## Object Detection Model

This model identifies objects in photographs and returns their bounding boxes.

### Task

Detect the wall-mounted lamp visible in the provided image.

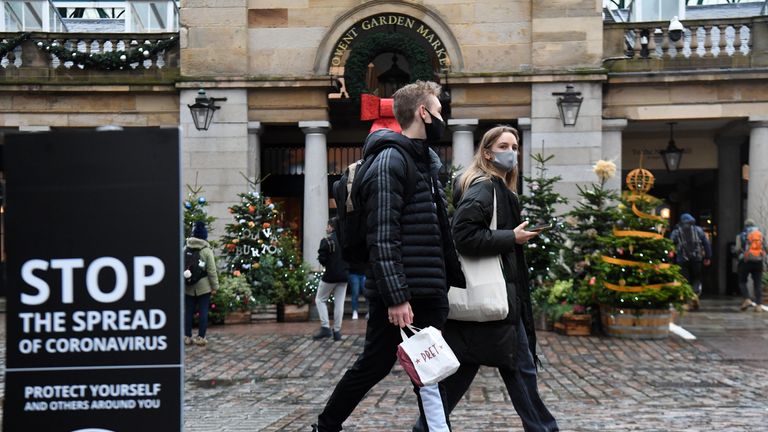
[187,89,227,131]
[552,84,583,127]
[668,16,684,42]
[659,122,683,172]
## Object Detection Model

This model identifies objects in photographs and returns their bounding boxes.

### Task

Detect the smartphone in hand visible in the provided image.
[528,223,552,232]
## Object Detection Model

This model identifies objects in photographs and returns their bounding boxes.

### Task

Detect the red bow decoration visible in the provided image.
[360,94,401,133]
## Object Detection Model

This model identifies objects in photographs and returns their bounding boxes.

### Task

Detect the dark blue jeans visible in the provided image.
[347,273,366,312]
[738,261,764,305]
[185,293,211,338]
[415,319,558,432]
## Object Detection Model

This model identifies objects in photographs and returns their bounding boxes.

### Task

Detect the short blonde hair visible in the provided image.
[458,125,520,196]
[392,80,441,130]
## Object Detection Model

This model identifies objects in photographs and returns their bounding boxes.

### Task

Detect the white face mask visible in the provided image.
[491,150,518,172]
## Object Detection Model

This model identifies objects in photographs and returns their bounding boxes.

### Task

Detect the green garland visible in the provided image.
[0,32,30,59]
[34,37,177,71]
[343,32,434,98]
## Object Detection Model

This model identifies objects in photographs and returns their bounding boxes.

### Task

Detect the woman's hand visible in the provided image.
[514,221,539,244]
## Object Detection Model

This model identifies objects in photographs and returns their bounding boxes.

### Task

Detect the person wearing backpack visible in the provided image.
[184,221,219,346]
[735,219,768,312]
[669,213,712,310]
[312,81,464,432]
[312,218,348,341]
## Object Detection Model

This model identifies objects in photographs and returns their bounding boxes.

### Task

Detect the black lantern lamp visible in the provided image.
[377,54,410,98]
[552,84,583,127]
[660,122,683,172]
[187,89,227,131]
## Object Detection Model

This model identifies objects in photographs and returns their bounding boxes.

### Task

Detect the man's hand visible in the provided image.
[388,302,413,328]
[703,259,711,267]
[514,221,539,245]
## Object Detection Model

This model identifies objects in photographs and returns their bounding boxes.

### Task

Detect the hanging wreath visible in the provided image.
[34,37,177,71]
[343,32,435,98]
[0,32,30,59]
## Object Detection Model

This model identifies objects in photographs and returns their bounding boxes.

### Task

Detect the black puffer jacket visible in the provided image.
[318,232,348,283]
[359,129,463,306]
[445,175,538,369]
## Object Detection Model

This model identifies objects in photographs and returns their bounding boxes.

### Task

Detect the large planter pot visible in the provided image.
[251,304,277,323]
[600,305,671,339]
[533,311,554,331]
[224,310,251,325]
[277,304,310,322]
[555,312,591,336]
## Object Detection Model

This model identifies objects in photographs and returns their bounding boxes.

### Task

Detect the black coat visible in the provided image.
[444,176,538,369]
[318,232,348,283]
[358,129,464,307]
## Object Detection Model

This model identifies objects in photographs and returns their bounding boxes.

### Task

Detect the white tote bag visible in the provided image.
[396,325,460,387]
[447,189,509,322]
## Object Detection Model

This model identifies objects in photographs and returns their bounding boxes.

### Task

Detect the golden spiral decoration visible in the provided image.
[626,168,655,193]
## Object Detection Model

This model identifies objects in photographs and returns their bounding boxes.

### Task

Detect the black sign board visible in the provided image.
[3,129,182,431]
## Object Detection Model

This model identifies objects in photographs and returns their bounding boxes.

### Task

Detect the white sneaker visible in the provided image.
[352,311,359,320]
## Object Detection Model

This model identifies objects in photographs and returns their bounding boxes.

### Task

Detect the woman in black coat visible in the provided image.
[416,125,558,431]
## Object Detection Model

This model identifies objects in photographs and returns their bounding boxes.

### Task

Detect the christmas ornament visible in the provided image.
[198,196,206,204]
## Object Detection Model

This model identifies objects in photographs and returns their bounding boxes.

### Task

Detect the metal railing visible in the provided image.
[2,1,68,32]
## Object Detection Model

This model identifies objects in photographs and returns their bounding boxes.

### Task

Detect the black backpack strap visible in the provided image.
[351,142,421,207]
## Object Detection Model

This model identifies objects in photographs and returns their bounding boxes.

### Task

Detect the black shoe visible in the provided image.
[333,330,342,341]
[311,424,318,432]
[312,327,332,340]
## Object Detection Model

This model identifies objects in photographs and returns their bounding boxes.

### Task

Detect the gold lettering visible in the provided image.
[362,20,371,30]
[378,16,387,26]
[431,40,441,50]
[388,15,398,25]
[397,16,405,26]
[416,24,430,37]
[406,18,415,28]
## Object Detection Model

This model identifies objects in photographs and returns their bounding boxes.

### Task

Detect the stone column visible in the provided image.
[601,119,627,192]
[518,118,532,195]
[447,119,478,173]
[715,135,744,296]
[247,121,262,193]
[748,117,768,231]
[300,121,331,271]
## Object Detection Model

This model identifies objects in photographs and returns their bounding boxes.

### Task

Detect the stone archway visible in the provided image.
[313,1,464,76]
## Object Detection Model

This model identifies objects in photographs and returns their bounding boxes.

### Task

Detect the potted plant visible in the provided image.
[547,280,593,336]
[210,274,255,324]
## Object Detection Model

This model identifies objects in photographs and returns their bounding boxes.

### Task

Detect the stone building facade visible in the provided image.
[1,0,767,295]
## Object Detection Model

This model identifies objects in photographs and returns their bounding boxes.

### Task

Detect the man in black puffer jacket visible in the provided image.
[313,81,464,432]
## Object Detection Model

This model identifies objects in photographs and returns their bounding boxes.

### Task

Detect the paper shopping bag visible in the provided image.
[396,325,460,387]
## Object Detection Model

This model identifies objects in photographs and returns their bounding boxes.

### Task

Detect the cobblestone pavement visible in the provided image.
[1,298,767,431]
[180,298,768,432]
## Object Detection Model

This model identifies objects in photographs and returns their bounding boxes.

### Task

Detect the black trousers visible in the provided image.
[738,261,764,305]
[679,260,703,295]
[317,296,450,432]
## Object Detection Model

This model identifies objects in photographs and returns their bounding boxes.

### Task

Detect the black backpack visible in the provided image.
[332,141,419,268]
[183,247,208,285]
[677,225,703,262]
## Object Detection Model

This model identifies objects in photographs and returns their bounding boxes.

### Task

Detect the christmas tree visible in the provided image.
[592,168,693,311]
[520,153,569,287]
[564,160,621,291]
[221,191,310,306]
[183,183,216,240]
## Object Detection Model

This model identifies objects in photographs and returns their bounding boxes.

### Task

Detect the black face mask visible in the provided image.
[422,108,446,143]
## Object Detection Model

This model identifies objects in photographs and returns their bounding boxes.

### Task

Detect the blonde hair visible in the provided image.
[458,125,520,196]
[392,80,442,129]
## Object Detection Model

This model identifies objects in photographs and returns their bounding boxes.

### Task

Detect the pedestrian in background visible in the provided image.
[184,221,219,346]
[414,125,558,432]
[313,80,464,432]
[347,264,366,320]
[670,213,712,310]
[735,219,767,312]
[313,218,348,341]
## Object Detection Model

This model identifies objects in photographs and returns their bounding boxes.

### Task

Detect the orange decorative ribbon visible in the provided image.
[601,255,672,269]
[604,280,681,293]
[631,202,665,221]
[612,227,664,239]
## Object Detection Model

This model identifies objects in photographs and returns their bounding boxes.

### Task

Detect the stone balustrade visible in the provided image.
[604,16,768,72]
[0,32,179,83]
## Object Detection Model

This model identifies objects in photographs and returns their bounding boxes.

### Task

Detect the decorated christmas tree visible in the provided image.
[221,191,310,306]
[564,160,621,288]
[521,153,570,287]
[592,167,693,312]
[183,183,216,240]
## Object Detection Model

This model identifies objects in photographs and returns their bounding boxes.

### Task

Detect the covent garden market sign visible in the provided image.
[331,13,450,68]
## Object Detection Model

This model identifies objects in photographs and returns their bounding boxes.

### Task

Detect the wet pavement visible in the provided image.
[2,297,767,431]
